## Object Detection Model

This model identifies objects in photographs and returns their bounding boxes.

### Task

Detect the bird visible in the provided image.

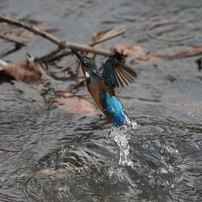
[70,48,137,127]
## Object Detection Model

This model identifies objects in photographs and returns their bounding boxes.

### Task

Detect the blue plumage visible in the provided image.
[101,92,131,127]
[70,48,136,127]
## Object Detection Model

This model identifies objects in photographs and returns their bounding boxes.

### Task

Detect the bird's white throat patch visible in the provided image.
[85,72,90,78]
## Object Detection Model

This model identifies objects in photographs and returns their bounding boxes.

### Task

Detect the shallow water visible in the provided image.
[1,0,202,201]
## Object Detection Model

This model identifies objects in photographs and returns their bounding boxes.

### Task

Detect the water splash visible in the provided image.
[109,119,138,166]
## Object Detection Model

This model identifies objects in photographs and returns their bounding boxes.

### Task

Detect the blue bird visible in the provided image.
[71,48,136,127]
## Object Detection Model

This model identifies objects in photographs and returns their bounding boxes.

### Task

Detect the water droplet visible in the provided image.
[160,167,168,174]
[142,143,149,148]
[110,126,133,167]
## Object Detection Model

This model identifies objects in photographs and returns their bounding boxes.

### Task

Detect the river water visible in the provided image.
[1,0,202,201]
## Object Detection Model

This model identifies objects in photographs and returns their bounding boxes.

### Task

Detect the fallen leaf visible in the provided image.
[88,29,110,46]
[111,43,144,59]
[0,61,42,84]
[167,74,177,82]
[54,91,97,116]
[137,46,202,62]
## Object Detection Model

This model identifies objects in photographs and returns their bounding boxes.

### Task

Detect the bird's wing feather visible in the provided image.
[90,71,115,97]
[102,58,136,88]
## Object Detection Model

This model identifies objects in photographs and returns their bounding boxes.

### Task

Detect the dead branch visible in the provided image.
[42,50,72,63]
[88,28,125,46]
[0,45,21,58]
[0,14,112,56]
[35,28,125,63]
[57,58,78,73]
[34,46,63,62]
[0,34,25,46]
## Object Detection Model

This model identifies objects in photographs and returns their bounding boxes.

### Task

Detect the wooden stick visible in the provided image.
[40,50,72,63]
[0,45,21,58]
[57,29,125,73]
[0,14,112,56]
[34,46,63,62]
[41,28,125,63]
[57,58,78,73]
[0,34,25,46]
[88,29,125,46]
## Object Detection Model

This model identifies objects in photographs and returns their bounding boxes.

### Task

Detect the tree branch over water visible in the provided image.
[0,14,112,57]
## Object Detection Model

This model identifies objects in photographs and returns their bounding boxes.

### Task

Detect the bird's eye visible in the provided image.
[82,61,87,66]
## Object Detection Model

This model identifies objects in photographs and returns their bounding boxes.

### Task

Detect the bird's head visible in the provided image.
[70,48,98,80]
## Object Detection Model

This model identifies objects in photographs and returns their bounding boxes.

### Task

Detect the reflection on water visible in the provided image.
[1,0,202,201]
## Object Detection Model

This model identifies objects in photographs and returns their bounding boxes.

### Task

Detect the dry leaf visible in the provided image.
[111,43,144,58]
[54,91,97,116]
[88,29,110,46]
[137,46,202,62]
[0,61,42,84]
[167,74,177,82]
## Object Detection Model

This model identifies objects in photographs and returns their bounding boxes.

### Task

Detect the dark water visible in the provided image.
[1,0,202,201]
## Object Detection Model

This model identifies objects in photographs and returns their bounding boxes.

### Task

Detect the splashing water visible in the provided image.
[109,119,138,166]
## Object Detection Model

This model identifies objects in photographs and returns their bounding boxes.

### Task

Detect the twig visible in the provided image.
[26,53,63,84]
[57,58,78,73]
[0,45,21,58]
[0,59,8,66]
[41,28,125,63]
[42,50,72,63]
[88,29,125,46]
[0,14,112,56]
[0,34,25,46]
[34,46,63,62]
[57,29,125,74]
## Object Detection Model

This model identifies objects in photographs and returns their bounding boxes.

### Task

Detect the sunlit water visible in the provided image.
[1,0,202,201]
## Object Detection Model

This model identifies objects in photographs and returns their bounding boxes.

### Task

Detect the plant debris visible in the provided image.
[0,60,42,84]
[54,91,97,116]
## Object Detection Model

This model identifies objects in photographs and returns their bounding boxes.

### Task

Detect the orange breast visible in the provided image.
[87,84,111,122]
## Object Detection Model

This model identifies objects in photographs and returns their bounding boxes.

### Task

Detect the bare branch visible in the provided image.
[57,58,78,73]
[34,46,64,62]
[0,34,25,46]
[0,14,112,56]
[42,28,125,63]
[88,28,125,46]
[42,50,72,63]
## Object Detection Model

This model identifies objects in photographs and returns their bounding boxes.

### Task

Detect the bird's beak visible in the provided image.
[70,47,88,76]
[70,47,82,61]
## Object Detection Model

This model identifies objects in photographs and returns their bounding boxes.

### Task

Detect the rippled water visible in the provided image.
[1,0,202,201]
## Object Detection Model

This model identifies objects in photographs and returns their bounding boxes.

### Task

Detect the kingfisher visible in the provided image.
[70,48,136,127]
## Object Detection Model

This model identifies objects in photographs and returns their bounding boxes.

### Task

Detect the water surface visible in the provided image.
[1,0,202,201]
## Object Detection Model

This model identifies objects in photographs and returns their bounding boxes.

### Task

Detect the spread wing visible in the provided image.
[102,58,137,88]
